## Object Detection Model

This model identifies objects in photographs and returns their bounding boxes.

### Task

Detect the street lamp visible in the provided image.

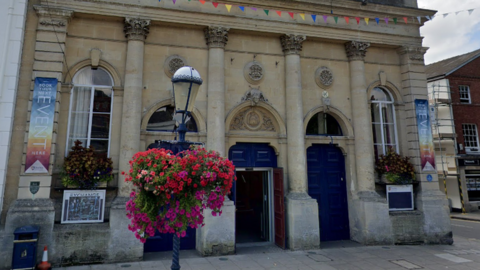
[171,66,203,142]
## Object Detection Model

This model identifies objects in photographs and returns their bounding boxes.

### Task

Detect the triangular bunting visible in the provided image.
[172,0,176,4]
[425,16,431,21]
[300,13,305,20]
[225,4,232,12]
[417,16,421,23]
[455,11,461,15]
[393,18,397,24]
[199,0,205,4]
[323,15,328,23]
[264,10,269,15]
[288,12,294,19]
[403,17,408,23]
[443,13,448,18]
[251,7,257,11]
[334,16,338,23]
[469,9,475,15]
[239,6,244,11]
[365,18,369,25]
[212,2,218,8]
[276,11,282,17]
[345,17,350,24]
[311,14,317,22]
[355,17,360,24]
[375,18,379,24]
[385,17,389,24]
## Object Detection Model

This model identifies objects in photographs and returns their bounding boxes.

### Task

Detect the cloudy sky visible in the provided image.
[418,0,480,64]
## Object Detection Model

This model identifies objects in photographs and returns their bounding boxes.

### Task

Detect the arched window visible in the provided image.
[66,67,114,155]
[306,112,343,136]
[147,105,198,132]
[370,87,398,159]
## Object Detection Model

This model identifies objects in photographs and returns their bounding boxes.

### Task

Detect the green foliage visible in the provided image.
[61,140,113,189]
[375,147,415,184]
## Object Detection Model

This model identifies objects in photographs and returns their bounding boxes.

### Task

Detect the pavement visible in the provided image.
[51,213,480,270]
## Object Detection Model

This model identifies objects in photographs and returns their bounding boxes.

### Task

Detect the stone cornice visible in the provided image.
[397,46,428,62]
[34,5,74,26]
[204,26,229,48]
[345,41,370,61]
[124,18,150,41]
[280,34,306,55]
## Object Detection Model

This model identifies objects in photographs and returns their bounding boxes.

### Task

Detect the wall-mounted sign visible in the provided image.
[459,159,480,166]
[61,190,106,224]
[415,99,436,172]
[427,174,433,182]
[25,78,57,174]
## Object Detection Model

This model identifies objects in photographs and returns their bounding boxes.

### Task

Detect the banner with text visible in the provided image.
[415,99,436,172]
[25,77,57,174]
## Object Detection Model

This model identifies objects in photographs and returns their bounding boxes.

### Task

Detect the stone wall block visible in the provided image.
[285,194,320,250]
[35,42,65,53]
[36,31,66,43]
[33,61,64,72]
[34,51,64,62]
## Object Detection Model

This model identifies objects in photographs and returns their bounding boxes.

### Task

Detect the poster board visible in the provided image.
[61,190,106,224]
[387,185,414,211]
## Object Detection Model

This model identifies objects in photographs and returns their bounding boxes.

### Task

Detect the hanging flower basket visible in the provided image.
[123,146,236,243]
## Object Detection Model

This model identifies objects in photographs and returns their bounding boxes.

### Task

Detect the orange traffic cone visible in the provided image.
[36,246,51,270]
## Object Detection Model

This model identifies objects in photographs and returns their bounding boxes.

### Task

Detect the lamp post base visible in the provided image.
[171,234,181,270]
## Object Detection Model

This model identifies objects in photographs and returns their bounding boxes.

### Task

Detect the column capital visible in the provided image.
[124,18,150,41]
[204,26,229,48]
[397,46,428,63]
[34,5,74,28]
[280,34,306,55]
[345,41,370,61]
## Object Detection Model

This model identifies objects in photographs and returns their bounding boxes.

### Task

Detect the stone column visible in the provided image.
[196,26,235,256]
[280,34,320,250]
[108,18,150,263]
[205,26,228,156]
[118,18,150,196]
[397,46,452,244]
[345,41,392,245]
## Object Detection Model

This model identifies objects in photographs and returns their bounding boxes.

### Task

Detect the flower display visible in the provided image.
[375,147,415,184]
[124,146,236,243]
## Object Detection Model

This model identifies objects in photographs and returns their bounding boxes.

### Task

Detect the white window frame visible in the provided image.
[459,85,471,104]
[462,124,480,154]
[371,88,399,156]
[65,68,114,156]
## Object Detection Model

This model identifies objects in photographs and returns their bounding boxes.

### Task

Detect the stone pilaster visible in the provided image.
[345,41,393,245]
[281,34,320,250]
[118,18,150,196]
[196,26,235,256]
[397,46,452,244]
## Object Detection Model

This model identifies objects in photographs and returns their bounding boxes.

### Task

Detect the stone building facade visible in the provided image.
[0,0,452,267]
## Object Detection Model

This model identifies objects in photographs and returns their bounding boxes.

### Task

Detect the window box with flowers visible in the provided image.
[375,148,417,211]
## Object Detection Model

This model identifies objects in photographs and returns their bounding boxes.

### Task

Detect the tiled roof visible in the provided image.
[426,49,480,80]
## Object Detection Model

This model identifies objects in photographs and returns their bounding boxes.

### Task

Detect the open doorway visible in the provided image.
[235,170,272,244]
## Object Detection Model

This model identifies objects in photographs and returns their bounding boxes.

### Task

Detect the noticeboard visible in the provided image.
[61,190,106,224]
[387,185,414,211]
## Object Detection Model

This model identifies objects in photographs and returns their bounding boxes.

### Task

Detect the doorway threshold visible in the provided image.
[236,242,273,248]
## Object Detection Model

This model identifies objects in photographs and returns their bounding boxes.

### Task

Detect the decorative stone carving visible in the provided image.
[204,26,229,48]
[315,67,334,89]
[90,48,102,68]
[124,18,150,41]
[34,6,73,28]
[280,34,306,55]
[243,61,265,85]
[379,71,387,86]
[39,20,66,27]
[230,108,276,132]
[163,55,187,78]
[241,88,268,105]
[345,41,371,61]
[397,46,428,62]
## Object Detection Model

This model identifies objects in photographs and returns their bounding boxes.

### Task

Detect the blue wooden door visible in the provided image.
[307,144,349,241]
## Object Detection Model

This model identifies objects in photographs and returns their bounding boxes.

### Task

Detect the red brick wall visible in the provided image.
[448,57,480,154]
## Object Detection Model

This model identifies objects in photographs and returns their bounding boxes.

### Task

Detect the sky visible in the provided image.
[418,0,480,64]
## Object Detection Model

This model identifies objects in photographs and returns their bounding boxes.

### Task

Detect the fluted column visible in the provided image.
[345,41,375,192]
[280,34,319,250]
[205,26,228,156]
[118,18,150,196]
[281,34,308,194]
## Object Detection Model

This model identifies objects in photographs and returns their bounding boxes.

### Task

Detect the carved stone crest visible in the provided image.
[345,41,371,61]
[280,34,306,55]
[243,61,265,85]
[230,108,276,132]
[315,67,334,89]
[124,18,150,41]
[241,88,268,105]
[204,26,229,48]
[164,55,187,78]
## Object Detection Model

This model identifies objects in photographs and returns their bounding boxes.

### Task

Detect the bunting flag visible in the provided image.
[385,17,389,24]
[173,0,176,4]
[199,0,205,4]
[251,7,257,11]
[288,12,294,19]
[443,13,449,18]
[334,16,338,24]
[393,18,397,24]
[365,17,369,25]
[417,16,421,23]
[212,2,218,8]
[323,15,328,23]
[264,9,269,15]
[311,14,317,22]
[403,17,408,23]
[239,6,244,11]
[375,17,379,24]
[469,9,474,15]
[276,11,282,17]
[345,16,350,24]
[225,4,231,12]
[300,13,305,20]
[355,17,360,25]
